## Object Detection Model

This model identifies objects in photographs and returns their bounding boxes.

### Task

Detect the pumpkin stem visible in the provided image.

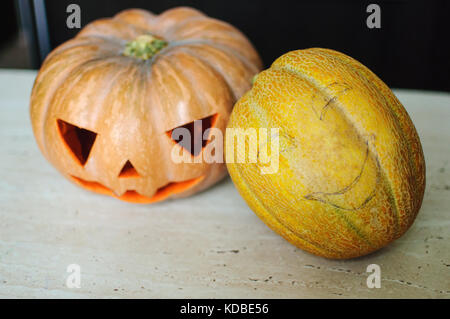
[123,35,168,60]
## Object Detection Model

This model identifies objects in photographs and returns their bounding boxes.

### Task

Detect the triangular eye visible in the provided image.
[57,119,97,166]
[119,160,140,178]
[166,113,218,156]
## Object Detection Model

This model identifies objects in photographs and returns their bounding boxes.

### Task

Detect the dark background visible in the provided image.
[1,0,449,91]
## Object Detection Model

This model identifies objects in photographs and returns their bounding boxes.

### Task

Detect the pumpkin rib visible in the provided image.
[155,7,206,30]
[34,39,120,99]
[143,59,182,180]
[43,56,133,159]
[32,52,123,158]
[148,54,206,132]
[91,63,154,186]
[65,62,161,194]
[112,8,157,30]
[180,44,258,100]
[169,16,248,43]
[167,17,261,68]
[165,17,213,39]
[271,63,401,237]
[180,53,234,110]
[203,41,262,72]
[76,34,127,48]
[167,16,234,39]
[176,46,238,101]
[209,39,262,71]
[31,56,87,153]
[167,39,261,73]
[159,49,233,119]
[42,37,121,68]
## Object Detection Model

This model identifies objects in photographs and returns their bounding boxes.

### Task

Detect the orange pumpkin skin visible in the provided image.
[30,7,262,203]
[226,48,425,259]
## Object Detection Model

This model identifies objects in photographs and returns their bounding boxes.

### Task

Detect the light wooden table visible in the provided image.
[0,70,449,298]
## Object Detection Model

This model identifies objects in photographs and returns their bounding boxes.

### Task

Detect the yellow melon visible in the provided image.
[226,48,425,259]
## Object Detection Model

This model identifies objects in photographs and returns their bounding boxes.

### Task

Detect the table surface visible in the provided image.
[0,69,449,299]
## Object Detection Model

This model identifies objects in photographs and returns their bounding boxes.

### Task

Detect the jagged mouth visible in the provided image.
[70,175,204,203]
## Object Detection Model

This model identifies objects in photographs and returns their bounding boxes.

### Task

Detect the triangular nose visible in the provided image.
[118,160,140,178]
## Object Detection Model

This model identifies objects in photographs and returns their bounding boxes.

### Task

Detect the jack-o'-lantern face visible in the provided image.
[55,113,221,203]
[30,7,262,203]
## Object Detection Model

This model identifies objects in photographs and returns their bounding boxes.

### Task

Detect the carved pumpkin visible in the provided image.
[226,48,425,259]
[30,7,262,203]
